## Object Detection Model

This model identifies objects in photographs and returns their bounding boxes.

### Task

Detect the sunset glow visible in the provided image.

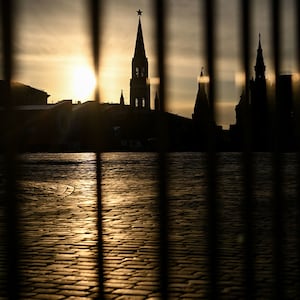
[13,0,298,127]
[71,64,96,101]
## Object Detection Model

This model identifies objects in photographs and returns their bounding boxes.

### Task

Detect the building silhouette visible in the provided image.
[130,10,150,110]
[192,68,210,128]
[250,34,270,148]
[191,68,223,150]
[120,90,125,106]
[231,35,270,150]
[0,81,49,106]
[230,34,297,151]
[2,10,299,152]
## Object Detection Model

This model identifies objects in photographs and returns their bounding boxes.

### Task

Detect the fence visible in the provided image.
[1,0,300,299]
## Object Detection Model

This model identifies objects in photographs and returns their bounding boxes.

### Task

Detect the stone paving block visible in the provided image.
[31,282,58,289]
[59,284,90,291]
[64,297,92,300]
[20,292,38,298]
[77,279,99,286]
[112,288,150,296]
[136,281,160,287]
[104,262,123,269]
[102,293,119,299]
[52,279,78,286]
[33,288,59,294]
[57,289,89,297]
[105,281,134,289]
[89,286,100,293]
[188,279,208,286]
[180,292,206,299]
[31,294,65,300]
[133,284,158,292]
[115,296,145,300]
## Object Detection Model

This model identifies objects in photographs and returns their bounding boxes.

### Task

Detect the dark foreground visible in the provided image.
[0,152,299,299]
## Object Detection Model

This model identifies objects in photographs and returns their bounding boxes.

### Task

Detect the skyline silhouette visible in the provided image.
[1,3,299,299]
[0,11,298,152]
[4,1,297,128]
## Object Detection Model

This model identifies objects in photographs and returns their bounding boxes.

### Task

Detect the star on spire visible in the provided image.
[137,9,143,16]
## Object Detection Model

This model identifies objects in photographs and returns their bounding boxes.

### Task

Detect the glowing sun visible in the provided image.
[71,65,96,101]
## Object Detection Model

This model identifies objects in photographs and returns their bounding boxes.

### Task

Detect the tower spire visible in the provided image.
[130,10,150,110]
[193,68,209,121]
[255,33,266,80]
[134,10,146,58]
[120,90,124,106]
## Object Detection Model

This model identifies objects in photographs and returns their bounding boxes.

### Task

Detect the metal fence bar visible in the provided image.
[295,1,300,299]
[1,0,21,298]
[203,0,219,298]
[240,1,255,299]
[88,1,105,298]
[1,1,298,298]
[270,0,285,299]
[154,1,169,299]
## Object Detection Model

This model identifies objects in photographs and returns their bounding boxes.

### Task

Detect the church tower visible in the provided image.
[192,68,210,125]
[254,34,266,81]
[251,34,267,104]
[192,68,216,150]
[130,9,150,110]
[250,34,269,148]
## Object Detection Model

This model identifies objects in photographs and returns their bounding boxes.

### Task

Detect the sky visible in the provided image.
[1,0,298,128]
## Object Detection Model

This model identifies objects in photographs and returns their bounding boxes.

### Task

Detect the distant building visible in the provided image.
[192,68,211,128]
[0,98,72,151]
[130,10,150,110]
[250,34,270,147]
[230,35,296,150]
[0,80,49,106]
[120,90,125,106]
[231,35,270,149]
[277,74,296,149]
[192,68,221,149]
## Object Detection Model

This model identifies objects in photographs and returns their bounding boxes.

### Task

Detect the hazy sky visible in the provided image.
[3,0,298,128]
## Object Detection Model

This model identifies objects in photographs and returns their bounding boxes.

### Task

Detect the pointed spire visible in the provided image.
[255,33,266,80]
[130,10,150,110]
[134,11,146,58]
[120,90,124,105]
[193,69,209,121]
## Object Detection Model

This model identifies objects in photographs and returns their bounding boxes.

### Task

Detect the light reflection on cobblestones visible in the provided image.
[0,152,299,299]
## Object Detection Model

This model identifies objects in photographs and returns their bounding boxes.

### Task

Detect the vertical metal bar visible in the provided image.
[203,0,218,299]
[154,1,169,299]
[271,0,285,299]
[1,0,20,298]
[240,1,255,298]
[295,1,300,299]
[88,1,105,298]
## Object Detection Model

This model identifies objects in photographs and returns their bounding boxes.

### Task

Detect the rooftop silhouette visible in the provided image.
[0,13,298,152]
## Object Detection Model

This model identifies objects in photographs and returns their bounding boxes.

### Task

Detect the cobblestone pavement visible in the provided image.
[0,153,299,299]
